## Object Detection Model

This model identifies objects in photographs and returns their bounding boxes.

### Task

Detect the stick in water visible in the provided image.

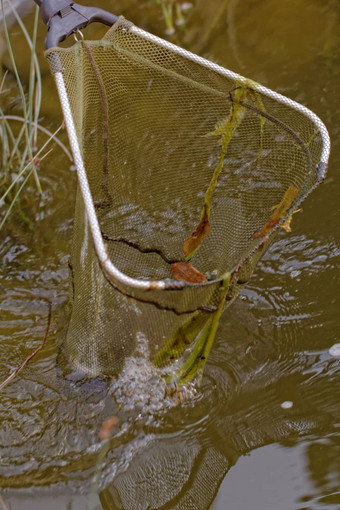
[0,292,52,391]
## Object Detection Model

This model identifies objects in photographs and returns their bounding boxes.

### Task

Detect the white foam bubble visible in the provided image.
[281,401,293,409]
[329,343,340,357]
[110,333,192,423]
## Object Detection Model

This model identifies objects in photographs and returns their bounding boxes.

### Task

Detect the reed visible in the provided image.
[0,1,71,230]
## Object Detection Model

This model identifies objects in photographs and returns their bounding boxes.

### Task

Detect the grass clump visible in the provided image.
[0,1,71,230]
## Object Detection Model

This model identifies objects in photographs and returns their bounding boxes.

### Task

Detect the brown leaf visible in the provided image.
[252,186,300,239]
[183,207,210,259]
[99,416,119,440]
[280,208,302,232]
[171,262,208,284]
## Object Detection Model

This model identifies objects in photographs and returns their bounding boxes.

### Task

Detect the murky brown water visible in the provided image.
[0,1,339,509]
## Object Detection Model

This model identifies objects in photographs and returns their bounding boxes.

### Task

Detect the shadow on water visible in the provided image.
[0,0,340,509]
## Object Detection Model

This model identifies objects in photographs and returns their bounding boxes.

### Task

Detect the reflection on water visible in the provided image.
[212,437,340,510]
[0,273,339,508]
[0,0,340,508]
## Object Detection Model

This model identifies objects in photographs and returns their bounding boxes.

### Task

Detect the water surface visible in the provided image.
[0,0,339,508]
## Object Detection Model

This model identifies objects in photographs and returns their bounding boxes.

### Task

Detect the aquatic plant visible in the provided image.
[183,80,266,261]
[156,0,192,35]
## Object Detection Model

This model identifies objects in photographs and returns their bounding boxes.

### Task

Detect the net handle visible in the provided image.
[33,0,118,49]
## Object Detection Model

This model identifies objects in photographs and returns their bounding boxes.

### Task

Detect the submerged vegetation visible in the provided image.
[154,271,234,384]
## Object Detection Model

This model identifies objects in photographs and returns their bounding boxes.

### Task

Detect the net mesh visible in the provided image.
[46,17,328,379]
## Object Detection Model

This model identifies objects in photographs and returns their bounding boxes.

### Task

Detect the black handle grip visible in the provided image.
[35,0,118,49]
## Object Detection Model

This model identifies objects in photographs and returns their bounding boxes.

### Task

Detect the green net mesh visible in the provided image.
[46,17,328,381]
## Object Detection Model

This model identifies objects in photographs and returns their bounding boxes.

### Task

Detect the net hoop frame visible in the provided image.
[51,23,331,292]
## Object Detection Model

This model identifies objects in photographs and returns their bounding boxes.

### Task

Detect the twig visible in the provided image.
[0,292,52,391]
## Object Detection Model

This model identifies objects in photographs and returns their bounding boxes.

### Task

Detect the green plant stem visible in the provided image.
[168,272,231,385]
[204,85,248,219]
[175,1,185,26]
[158,0,174,34]
[28,7,40,149]
[0,1,41,192]
[3,116,72,160]
[0,110,23,163]
[0,167,34,229]
[11,4,43,162]
[153,311,210,367]
[0,122,10,167]
[0,124,63,225]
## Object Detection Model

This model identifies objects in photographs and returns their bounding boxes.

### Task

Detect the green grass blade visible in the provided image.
[0,125,63,215]
[0,167,34,230]
[1,0,41,192]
